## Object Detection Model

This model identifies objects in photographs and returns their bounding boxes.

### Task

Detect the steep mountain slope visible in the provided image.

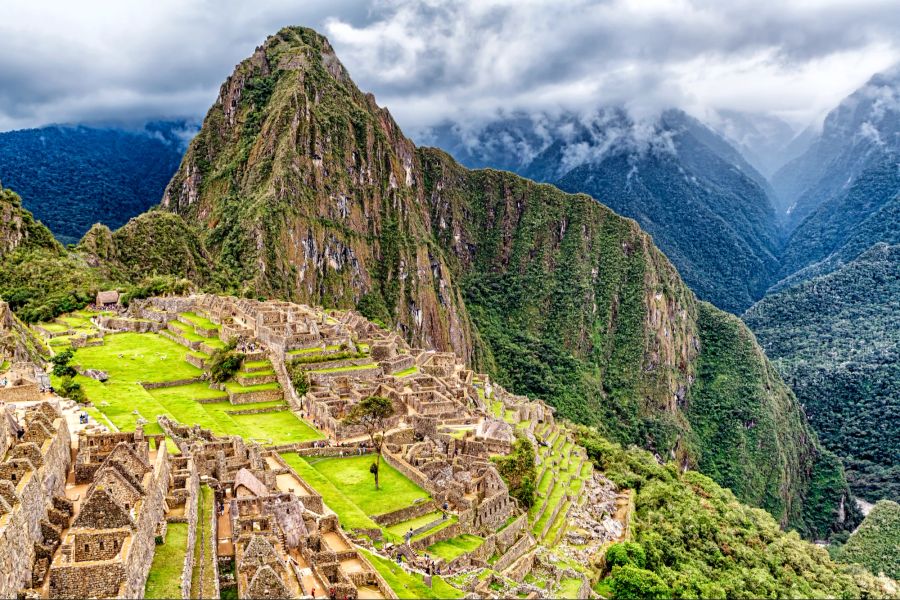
[778,153,900,281]
[0,183,209,322]
[772,66,900,231]
[160,26,853,537]
[428,109,782,314]
[0,183,61,259]
[0,123,189,244]
[578,429,895,598]
[834,500,900,580]
[744,244,900,503]
[709,109,807,180]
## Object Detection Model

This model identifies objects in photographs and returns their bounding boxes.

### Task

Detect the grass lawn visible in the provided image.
[179,312,219,330]
[145,522,188,599]
[303,455,430,516]
[243,359,271,370]
[72,332,201,383]
[359,548,463,599]
[393,366,418,377]
[280,453,382,534]
[59,332,320,444]
[308,363,378,374]
[558,577,583,598]
[385,511,445,537]
[224,381,280,393]
[191,486,216,599]
[426,534,484,562]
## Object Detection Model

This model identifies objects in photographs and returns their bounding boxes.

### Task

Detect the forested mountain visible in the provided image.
[834,500,900,580]
[0,122,190,244]
[158,26,852,537]
[744,244,900,502]
[771,66,900,231]
[427,108,782,314]
[777,153,900,282]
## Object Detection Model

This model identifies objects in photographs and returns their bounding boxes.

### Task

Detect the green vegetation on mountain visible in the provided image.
[577,428,892,598]
[779,154,900,281]
[745,244,900,502]
[154,26,852,537]
[0,123,187,245]
[0,183,213,322]
[834,500,900,579]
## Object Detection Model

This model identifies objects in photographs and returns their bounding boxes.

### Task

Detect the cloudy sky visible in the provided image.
[1,0,899,135]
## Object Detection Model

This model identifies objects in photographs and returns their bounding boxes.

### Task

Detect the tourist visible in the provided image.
[310,586,315,598]
[16,426,24,440]
[405,528,413,544]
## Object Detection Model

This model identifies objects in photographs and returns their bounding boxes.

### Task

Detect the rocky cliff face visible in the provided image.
[160,26,852,537]
[0,185,61,260]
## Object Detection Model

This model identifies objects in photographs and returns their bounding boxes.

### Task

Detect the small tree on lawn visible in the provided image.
[343,395,395,490]
[50,348,77,378]
[208,338,245,383]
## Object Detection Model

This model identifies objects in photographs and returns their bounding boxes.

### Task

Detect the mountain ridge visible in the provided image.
[157,25,852,537]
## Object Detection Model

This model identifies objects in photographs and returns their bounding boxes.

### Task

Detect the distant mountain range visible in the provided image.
[0,121,194,244]
[1,30,898,510]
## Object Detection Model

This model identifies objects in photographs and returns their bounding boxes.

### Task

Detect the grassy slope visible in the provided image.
[145,522,189,599]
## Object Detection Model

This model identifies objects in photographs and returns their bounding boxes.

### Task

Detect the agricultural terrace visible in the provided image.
[41,313,324,444]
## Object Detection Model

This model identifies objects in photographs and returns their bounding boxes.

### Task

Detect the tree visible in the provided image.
[59,375,85,403]
[609,565,669,600]
[492,436,537,508]
[208,338,244,383]
[605,542,646,572]
[343,395,395,490]
[50,348,77,377]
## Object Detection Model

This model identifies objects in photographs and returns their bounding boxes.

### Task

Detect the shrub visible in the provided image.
[58,375,86,403]
[610,565,669,600]
[605,542,646,571]
[492,436,537,509]
[50,349,77,378]
[208,339,245,383]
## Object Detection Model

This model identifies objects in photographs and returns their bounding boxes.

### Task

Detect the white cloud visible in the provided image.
[0,0,899,132]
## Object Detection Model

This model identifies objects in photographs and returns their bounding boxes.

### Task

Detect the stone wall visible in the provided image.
[372,500,437,527]
[48,562,126,598]
[493,532,535,572]
[0,413,71,598]
[411,522,461,551]
[0,382,41,403]
[179,460,200,599]
[140,377,203,390]
[122,446,171,599]
[227,388,283,404]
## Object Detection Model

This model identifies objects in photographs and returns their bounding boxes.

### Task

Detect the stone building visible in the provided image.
[0,401,71,598]
[46,431,169,599]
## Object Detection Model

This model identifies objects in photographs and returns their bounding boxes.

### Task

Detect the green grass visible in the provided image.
[303,455,430,516]
[308,363,378,374]
[243,359,271,370]
[385,511,445,537]
[145,522,188,599]
[280,453,383,534]
[179,312,219,330]
[224,381,280,393]
[491,400,503,418]
[37,321,69,333]
[394,366,419,377]
[359,548,463,599]
[287,344,342,356]
[426,534,483,562]
[557,577,583,598]
[191,486,216,599]
[72,332,201,382]
[53,331,319,444]
[412,515,457,542]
